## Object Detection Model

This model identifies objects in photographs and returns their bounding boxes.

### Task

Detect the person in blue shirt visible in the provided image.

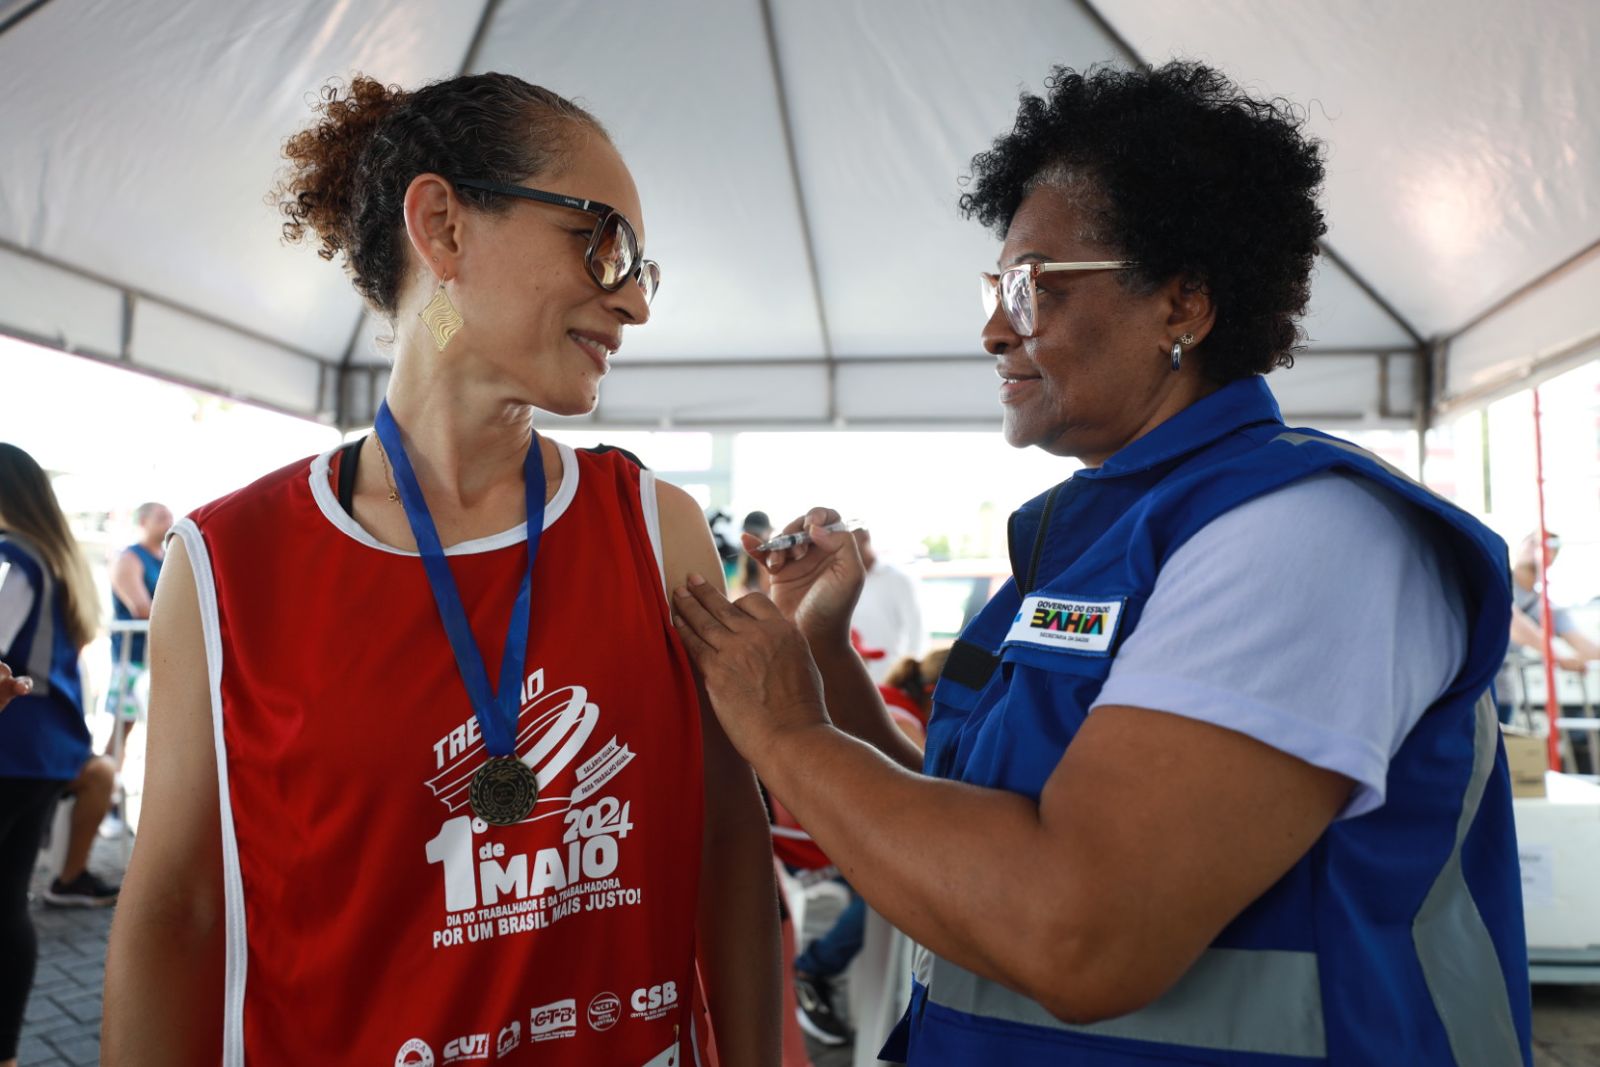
[104,500,170,769]
[673,62,1530,1065]
[0,443,105,1067]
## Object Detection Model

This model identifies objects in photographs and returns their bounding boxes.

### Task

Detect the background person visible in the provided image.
[876,648,947,737]
[789,648,945,1048]
[0,442,100,1067]
[105,73,778,1066]
[41,754,121,907]
[104,501,171,766]
[848,529,922,685]
[0,662,30,711]
[710,507,742,587]
[674,62,1529,1064]
[1508,530,1599,671]
[741,510,775,594]
[1506,530,1600,765]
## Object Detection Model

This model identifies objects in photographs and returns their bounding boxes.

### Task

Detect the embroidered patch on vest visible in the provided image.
[1005,595,1123,655]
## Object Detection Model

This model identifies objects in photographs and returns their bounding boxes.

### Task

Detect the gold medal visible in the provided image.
[470,756,539,825]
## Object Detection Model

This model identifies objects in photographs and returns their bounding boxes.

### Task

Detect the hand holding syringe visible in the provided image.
[753,520,861,555]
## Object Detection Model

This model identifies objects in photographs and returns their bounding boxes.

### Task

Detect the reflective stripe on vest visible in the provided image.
[921,947,1326,1058]
[1273,431,1422,488]
[917,690,1521,1062]
[1276,431,1526,1063]
[1412,691,1524,1066]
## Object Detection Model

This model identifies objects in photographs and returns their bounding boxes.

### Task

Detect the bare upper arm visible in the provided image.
[111,549,154,617]
[104,532,225,1060]
[122,534,223,909]
[652,478,767,797]
[1034,705,1352,1019]
[654,478,725,598]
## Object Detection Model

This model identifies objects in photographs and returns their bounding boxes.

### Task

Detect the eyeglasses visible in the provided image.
[455,179,660,305]
[979,261,1133,337]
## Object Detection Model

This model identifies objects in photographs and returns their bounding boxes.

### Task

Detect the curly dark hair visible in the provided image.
[959,62,1327,381]
[274,73,607,314]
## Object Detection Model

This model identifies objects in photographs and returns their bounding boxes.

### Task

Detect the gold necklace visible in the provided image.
[372,435,399,502]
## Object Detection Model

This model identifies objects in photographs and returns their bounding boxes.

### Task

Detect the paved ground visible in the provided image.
[18,837,119,1067]
[14,839,1600,1065]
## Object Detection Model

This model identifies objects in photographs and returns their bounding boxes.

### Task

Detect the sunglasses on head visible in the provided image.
[979,260,1134,337]
[455,179,660,305]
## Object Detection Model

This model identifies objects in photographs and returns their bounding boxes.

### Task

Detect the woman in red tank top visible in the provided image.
[105,74,780,1066]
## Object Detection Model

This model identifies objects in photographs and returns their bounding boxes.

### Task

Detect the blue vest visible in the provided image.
[0,533,91,780]
[111,542,162,665]
[885,377,1531,1065]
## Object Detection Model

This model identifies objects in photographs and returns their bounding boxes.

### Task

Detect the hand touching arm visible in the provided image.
[657,481,781,1065]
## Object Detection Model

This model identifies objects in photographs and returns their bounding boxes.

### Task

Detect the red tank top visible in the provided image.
[182,441,705,1067]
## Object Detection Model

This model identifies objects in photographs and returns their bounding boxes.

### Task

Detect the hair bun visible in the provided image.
[272,71,605,314]
[276,75,408,264]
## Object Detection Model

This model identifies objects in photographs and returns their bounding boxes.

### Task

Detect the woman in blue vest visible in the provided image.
[672,62,1530,1065]
[0,443,100,1067]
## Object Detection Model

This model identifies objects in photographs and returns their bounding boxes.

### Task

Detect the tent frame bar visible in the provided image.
[1430,236,1600,417]
[1433,325,1600,419]
[1,323,324,424]
[0,236,333,369]
[1441,235,1600,345]
[568,346,1408,372]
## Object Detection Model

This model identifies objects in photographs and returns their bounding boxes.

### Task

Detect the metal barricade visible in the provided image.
[102,617,150,864]
[1504,649,1600,779]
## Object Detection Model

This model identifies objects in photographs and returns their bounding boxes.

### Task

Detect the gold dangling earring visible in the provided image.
[419,283,464,352]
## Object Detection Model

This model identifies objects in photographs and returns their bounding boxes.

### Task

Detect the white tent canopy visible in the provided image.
[3,0,1597,432]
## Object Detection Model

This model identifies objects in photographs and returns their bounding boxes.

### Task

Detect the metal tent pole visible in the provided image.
[1531,385,1562,771]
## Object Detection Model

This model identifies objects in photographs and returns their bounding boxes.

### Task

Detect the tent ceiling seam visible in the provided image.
[757,0,837,420]
[1074,0,1145,67]
[0,0,52,39]
[1440,233,1600,346]
[457,0,501,78]
[1078,0,1428,355]
[1314,241,1426,350]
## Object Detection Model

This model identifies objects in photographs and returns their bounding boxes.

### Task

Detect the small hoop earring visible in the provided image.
[1170,333,1196,373]
[419,283,464,352]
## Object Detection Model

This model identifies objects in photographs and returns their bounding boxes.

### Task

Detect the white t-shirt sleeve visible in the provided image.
[1090,472,1468,819]
[889,566,924,659]
[855,563,926,682]
[0,558,38,655]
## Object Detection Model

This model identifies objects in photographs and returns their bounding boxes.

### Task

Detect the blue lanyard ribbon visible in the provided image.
[373,400,545,758]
